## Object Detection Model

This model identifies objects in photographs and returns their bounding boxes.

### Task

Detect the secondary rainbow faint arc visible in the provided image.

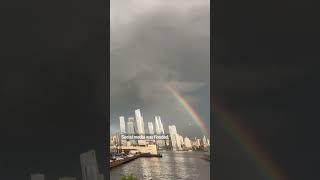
[166,84,287,180]
[213,97,287,180]
[166,85,209,135]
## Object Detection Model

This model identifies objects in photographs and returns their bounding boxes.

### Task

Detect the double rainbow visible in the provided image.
[166,84,287,180]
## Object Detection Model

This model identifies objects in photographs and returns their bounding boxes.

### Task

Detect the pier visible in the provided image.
[110,153,162,168]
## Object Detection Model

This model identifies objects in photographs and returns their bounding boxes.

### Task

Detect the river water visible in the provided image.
[110,151,210,180]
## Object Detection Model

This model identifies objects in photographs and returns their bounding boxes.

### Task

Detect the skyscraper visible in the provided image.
[80,150,104,180]
[127,117,135,134]
[179,134,184,147]
[184,136,192,149]
[168,125,181,151]
[119,116,127,146]
[176,133,182,150]
[203,135,208,147]
[154,116,164,134]
[196,139,201,148]
[30,174,45,180]
[148,122,154,134]
[135,109,145,134]
[135,109,146,145]
[127,117,137,145]
[119,116,126,134]
[155,116,165,147]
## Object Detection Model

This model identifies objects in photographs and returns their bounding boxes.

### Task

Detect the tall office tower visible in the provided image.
[80,150,102,180]
[154,116,164,134]
[135,109,146,145]
[184,137,192,149]
[155,116,165,147]
[119,116,126,134]
[58,177,76,180]
[148,122,154,134]
[176,133,182,150]
[168,125,181,151]
[119,116,127,146]
[196,139,201,148]
[135,109,145,134]
[179,134,184,146]
[30,174,45,180]
[203,135,208,147]
[127,117,137,145]
[127,117,135,134]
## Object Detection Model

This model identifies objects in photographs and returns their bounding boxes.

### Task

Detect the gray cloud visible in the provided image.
[110,0,210,138]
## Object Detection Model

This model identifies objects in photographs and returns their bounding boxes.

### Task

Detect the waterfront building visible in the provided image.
[135,109,146,145]
[179,134,184,147]
[119,116,127,146]
[119,116,126,134]
[196,139,201,148]
[155,116,164,134]
[148,122,154,134]
[127,117,135,134]
[203,135,208,147]
[184,137,192,149]
[168,125,182,151]
[127,117,137,145]
[176,133,182,150]
[169,125,177,151]
[155,116,165,147]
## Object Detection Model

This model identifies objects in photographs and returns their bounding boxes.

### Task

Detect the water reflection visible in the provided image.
[110,151,210,180]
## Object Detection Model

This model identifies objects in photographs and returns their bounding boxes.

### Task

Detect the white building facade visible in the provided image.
[135,109,146,145]
[119,116,126,134]
[168,125,182,151]
[148,122,154,134]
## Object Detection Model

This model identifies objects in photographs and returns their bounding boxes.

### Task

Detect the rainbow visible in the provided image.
[213,97,287,180]
[166,84,287,179]
[166,85,209,136]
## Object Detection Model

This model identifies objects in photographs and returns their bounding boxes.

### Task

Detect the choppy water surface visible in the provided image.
[110,151,210,180]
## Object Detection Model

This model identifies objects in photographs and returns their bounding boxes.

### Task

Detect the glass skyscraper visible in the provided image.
[135,109,146,145]
[148,122,154,134]
[119,116,126,134]
[155,116,164,134]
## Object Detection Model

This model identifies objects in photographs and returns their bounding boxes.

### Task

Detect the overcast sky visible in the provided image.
[110,0,210,138]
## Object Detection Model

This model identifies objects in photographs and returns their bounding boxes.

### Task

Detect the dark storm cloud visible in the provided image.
[110,0,210,137]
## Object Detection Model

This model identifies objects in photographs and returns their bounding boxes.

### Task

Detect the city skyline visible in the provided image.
[111,111,210,153]
[112,108,209,143]
[111,106,210,138]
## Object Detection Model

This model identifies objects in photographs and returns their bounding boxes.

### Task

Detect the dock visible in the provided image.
[110,153,162,168]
